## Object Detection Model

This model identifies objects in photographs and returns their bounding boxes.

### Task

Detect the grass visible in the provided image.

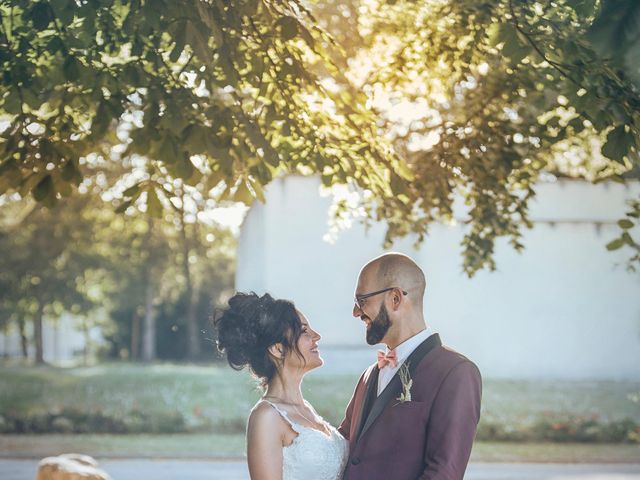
[1,435,639,463]
[470,442,640,463]
[480,378,640,426]
[1,362,639,463]
[0,433,246,459]
[1,362,638,429]
[1,363,639,462]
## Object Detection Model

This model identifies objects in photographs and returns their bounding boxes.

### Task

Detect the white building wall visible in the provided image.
[236,176,640,380]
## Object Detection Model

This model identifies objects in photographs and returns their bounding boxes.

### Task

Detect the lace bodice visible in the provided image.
[263,400,349,480]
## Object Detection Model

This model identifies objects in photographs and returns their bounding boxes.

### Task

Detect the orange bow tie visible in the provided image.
[377,349,398,369]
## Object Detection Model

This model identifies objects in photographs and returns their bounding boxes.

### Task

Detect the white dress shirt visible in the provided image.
[377,327,434,396]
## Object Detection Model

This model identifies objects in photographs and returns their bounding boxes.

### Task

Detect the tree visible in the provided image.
[94,201,172,361]
[312,0,639,272]
[0,0,399,206]
[1,0,638,275]
[95,182,235,361]
[0,197,100,363]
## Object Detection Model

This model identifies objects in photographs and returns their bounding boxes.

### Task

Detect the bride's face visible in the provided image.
[285,311,323,371]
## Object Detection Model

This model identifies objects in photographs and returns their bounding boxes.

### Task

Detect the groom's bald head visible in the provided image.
[360,252,426,308]
[354,253,427,348]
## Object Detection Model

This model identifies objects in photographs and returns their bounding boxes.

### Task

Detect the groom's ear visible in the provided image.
[391,288,403,310]
[268,343,284,359]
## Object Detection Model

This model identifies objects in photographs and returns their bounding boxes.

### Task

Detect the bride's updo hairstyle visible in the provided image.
[214,292,304,386]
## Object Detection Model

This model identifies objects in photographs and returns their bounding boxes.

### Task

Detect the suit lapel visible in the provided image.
[353,365,379,442]
[356,333,442,444]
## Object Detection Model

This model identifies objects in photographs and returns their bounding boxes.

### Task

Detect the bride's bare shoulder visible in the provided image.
[248,401,285,433]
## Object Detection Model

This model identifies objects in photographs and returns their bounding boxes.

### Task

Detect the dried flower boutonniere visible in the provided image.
[396,362,412,403]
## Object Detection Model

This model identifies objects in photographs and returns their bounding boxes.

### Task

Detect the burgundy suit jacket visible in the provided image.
[338,334,482,480]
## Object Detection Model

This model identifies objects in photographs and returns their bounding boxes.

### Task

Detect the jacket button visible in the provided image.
[351,457,361,465]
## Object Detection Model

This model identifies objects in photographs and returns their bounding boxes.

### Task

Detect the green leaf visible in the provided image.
[232,179,255,205]
[3,89,23,115]
[567,0,597,18]
[488,23,516,48]
[173,155,195,180]
[205,169,225,192]
[247,176,266,203]
[390,171,406,196]
[394,160,415,181]
[32,175,55,204]
[146,186,163,217]
[30,2,53,30]
[618,219,634,229]
[131,38,144,57]
[63,56,81,82]
[50,0,75,25]
[185,20,211,65]
[297,24,316,50]
[61,160,83,186]
[170,21,187,63]
[606,237,625,251]
[249,162,273,184]
[115,199,132,214]
[277,16,299,41]
[91,101,111,138]
[123,63,141,86]
[0,159,22,191]
[123,184,140,198]
[56,174,73,197]
[206,139,235,175]
[158,136,180,164]
[218,43,239,86]
[501,32,530,64]
[22,89,42,110]
[183,125,208,154]
[601,126,635,163]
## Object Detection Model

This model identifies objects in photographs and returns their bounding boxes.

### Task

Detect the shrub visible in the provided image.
[475,415,640,444]
[0,408,638,441]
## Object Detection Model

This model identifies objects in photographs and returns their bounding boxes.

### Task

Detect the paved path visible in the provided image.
[2,459,640,480]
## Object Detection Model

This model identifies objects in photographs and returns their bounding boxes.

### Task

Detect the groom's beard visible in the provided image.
[366,304,391,345]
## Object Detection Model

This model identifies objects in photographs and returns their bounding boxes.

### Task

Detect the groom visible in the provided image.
[339,253,482,480]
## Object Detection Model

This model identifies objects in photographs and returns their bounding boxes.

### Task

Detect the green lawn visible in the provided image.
[1,363,638,428]
[1,363,639,446]
[1,363,639,462]
[1,435,639,463]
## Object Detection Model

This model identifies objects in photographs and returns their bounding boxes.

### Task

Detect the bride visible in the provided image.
[215,292,349,480]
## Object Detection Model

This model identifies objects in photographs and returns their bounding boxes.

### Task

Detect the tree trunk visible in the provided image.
[17,317,28,358]
[178,194,200,361]
[141,278,156,361]
[131,312,141,361]
[82,318,90,366]
[2,326,9,358]
[53,319,59,363]
[141,213,156,362]
[34,301,44,364]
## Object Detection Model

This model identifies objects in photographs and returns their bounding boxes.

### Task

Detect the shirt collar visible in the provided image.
[387,326,433,363]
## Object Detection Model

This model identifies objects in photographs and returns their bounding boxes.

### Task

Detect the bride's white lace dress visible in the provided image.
[263,400,349,480]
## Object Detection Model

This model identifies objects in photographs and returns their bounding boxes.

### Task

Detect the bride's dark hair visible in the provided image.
[214,292,304,386]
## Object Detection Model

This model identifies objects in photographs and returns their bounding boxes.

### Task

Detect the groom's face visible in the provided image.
[354,271,393,345]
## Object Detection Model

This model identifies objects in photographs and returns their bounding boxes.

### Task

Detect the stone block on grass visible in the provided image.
[35,454,111,480]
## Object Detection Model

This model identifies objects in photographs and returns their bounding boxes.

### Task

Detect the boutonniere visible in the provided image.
[396,362,412,403]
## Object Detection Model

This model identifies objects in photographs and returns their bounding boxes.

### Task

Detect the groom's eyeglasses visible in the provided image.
[354,287,407,311]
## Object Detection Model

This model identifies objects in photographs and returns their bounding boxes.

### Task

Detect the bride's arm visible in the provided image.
[247,403,286,480]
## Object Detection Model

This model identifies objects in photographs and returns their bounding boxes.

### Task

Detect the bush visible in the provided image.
[475,415,640,444]
[0,408,638,441]
[0,408,183,434]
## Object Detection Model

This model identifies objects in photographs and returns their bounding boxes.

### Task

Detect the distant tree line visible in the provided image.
[0,189,235,364]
